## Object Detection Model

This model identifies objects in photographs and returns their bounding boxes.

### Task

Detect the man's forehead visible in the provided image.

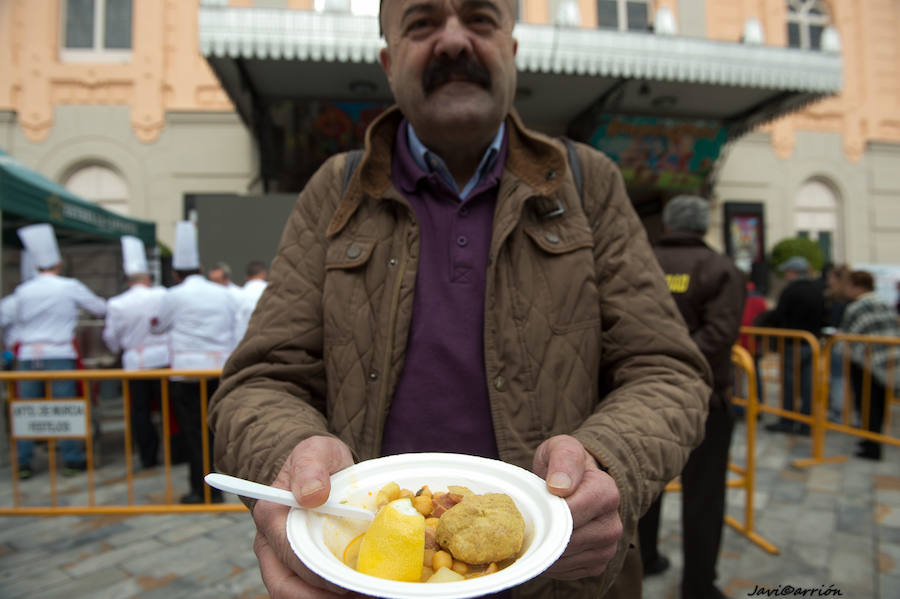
[381,0,516,26]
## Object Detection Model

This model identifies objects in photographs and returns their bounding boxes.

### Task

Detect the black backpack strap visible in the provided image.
[560,136,584,202]
[342,149,364,195]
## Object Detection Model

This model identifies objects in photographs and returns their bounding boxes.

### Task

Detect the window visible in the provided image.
[794,179,840,262]
[62,0,132,61]
[786,0,830,50]
[596,0,651,32]
[65,164,130,216]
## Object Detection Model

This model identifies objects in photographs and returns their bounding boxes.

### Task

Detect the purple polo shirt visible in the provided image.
[380,121,507,459]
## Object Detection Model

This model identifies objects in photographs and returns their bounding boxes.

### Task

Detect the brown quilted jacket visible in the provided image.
[209,106,711,597]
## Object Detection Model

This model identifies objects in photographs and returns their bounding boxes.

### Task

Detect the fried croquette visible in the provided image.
[435,493,525,564]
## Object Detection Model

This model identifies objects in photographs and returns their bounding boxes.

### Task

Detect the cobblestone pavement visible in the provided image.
[1,407,898,598]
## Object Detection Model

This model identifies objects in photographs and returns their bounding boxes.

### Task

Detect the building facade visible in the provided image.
[1,0,898,296]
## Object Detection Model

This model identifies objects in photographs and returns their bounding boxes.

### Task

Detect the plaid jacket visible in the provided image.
[840,292,900,387]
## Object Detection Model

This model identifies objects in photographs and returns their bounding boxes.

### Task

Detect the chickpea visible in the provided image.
[425,517,441,529]
[484,562,499,575]
[375,482,400,507]
[412,495,433,516]
[416,485,432,497]
[423,549,436,568]
[451,560,469,575]
[399,488,414,499]
[432,550,453,572]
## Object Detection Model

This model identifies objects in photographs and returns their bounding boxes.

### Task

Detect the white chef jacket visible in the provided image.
[12,273,107,361]
[102,284,171,370]
[1,294,19,348]
[234,278,267,343]
[151,274,239,372]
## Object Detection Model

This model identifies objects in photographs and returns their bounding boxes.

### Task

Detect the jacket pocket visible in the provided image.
[521,225,600,332]
[324,237,378,343]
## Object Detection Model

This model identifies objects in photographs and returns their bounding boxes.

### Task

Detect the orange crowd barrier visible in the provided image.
[1,368,244,516]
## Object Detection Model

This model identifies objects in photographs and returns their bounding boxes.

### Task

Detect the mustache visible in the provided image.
[422,56,492,95]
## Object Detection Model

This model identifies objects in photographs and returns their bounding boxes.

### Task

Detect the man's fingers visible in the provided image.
[533,434,590,497]
[253,501,350,596]
[279,436,354,508]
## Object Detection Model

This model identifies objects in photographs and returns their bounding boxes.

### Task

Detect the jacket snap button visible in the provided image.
[545,232,560,244]
[368,371,378,381]
[494,376,506,391]
[388,258,397,267]
[347,246,362,259]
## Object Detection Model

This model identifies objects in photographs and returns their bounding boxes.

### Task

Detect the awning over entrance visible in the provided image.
[0,150,155,248]
[198,5,842,194]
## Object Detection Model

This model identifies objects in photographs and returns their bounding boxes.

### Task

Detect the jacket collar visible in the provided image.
[657,231,709,247]
[328,105,567,237]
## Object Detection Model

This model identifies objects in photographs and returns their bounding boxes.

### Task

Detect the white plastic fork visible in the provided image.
[204,473,374,521]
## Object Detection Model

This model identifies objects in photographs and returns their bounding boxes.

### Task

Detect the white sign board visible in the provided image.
[10,400,88,438]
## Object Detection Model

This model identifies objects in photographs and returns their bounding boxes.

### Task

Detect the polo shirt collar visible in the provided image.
[406,121,505,200]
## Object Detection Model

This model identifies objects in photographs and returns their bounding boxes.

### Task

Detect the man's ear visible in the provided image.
[379,46,392,84]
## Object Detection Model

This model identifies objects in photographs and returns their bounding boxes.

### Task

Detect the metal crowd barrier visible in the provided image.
[0,368,244,515]
[665,345,779,555]
[820,333,900,457]
[738,326,842,467]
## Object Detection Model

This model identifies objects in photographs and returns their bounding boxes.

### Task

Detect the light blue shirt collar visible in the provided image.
[407,122,505,200]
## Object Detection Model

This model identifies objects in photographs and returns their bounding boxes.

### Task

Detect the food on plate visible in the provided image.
[436,493,526,564]
[346,482,525,583]
[356,498,425,582]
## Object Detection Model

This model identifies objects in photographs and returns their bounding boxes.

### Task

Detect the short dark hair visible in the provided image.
[848,270,875,292]
[211,262,232,279]
[174,268,201,281]
[246,260,267,279]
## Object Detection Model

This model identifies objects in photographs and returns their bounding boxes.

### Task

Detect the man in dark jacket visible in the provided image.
[638,195,745,599]
[764,255,825,433]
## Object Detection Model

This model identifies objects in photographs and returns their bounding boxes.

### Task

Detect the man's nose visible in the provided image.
[433,17,474,59]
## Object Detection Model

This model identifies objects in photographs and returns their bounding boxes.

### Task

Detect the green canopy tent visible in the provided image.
[0,149,155,249]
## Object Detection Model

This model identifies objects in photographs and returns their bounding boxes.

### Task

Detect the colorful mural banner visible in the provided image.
[588,116,728,191]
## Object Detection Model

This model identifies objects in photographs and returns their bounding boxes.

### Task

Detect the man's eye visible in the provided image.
[468,13,498,28]
[407,18,433,32]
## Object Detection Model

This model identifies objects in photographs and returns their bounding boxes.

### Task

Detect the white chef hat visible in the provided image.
[20,249,38,282]
[121,235,148,276]
[172,221,200,270]
[17,223,61,269]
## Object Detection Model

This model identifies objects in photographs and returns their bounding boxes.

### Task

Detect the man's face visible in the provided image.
[208,268,228,286]
[379,0,518,145]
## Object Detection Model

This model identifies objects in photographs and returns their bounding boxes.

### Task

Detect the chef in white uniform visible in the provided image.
[234,260,267,343]
[1,250,39,364]
[102,236,170,469]
[151,221,239,503]
[12,224,107,479]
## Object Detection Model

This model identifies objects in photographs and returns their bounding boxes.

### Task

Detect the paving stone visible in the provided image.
[118,536,221,576]
[790,541,831,569]
[63,538,164,577]
[878,573,900,599]
[792,509,836,545]
[2,566,73,599]
[878,542,900,575]
[36,566,133,599]
[830,542,876,592]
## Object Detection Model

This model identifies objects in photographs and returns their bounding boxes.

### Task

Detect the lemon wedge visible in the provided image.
[356,497,425,582]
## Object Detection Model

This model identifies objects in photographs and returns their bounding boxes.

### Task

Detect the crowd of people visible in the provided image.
[0,221,268,503]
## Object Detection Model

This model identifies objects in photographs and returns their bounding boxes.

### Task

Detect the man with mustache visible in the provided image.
[209,0,712,597]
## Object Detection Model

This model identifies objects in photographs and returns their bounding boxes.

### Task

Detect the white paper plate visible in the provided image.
[286,453,573,599]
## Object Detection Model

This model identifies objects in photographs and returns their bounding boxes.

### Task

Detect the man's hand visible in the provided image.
[251,435,356,598]
[533,434,622,580]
